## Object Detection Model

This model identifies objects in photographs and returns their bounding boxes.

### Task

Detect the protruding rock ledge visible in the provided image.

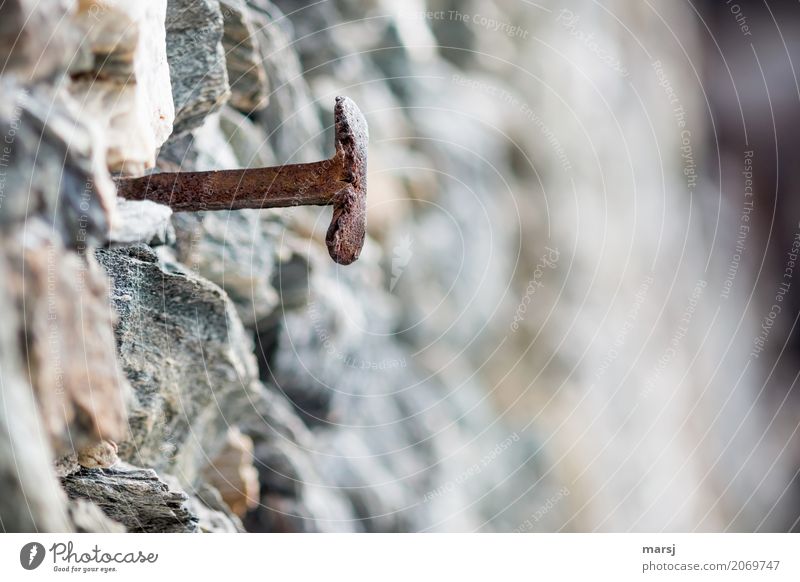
[62,463,199,533]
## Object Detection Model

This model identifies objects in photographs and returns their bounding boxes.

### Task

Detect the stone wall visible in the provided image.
[0,0,551,533]
[1,0,798,532]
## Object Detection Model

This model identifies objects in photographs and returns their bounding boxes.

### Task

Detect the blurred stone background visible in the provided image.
[1,0,799,532]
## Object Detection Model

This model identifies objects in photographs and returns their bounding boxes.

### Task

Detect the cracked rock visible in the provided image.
[62,463,198,533]
[95,245,260,484]
[166,0,231,134]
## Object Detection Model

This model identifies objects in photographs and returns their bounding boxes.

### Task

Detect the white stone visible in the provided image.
[69,1,175,176]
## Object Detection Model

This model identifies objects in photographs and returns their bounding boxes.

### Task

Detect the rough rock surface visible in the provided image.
[0,0,570,534]
[66,499,127,533]
[220,0,270,113]
[95,244,260,483]
[0,256,72,532]
[247,0,324,161]
[0,0,76,81]
[69,1,175,175]
[186,482,246,532]
[201,428,259,517]
[218,105,276,167]
[110,199,175,246]
[0,0,554,533]
[62,464,198,533]
[165,0,231,134]
[175,209,279,329]
[4,223,129,456]
[0,84,116,248]
[6,0,791,535]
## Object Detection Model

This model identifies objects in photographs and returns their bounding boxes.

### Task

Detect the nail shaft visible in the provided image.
[113,96,368,265]
[115,157,346,212]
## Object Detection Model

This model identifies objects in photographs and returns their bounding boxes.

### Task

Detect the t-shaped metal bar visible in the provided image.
[115,96,368,265]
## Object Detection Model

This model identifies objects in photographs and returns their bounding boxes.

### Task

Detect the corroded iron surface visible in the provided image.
[115,96,369,265]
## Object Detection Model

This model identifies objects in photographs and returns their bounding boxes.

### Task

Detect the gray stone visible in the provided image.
[166,0,231,134]
[200,427,259,517]
[270,0,344,74]
[243,480,357,532]
[219,105,276,167]
[0,252,71,532]
[164,111,281,330]
[156,132,198,170]
[94,245,260,484]
[110,199,175,246]
[266,229,313,312]
[252,441,303,498]
[239,384,358,532]
[66,499,127,533]
[239,382,316,446]
[54,454,81,478]
[3,0,729,537]
[243,494,317,532]
[188,110,240,169]
[220,0,269,113]
[0,84,116,248]
[188,482,246,532]
[179,209,279,330]
[0,0,76,81]
[3,221,130,457]
[247,1,324,161]
[62,463,198,533]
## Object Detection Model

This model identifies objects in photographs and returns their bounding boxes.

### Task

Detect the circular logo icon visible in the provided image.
[20,542,45,570]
